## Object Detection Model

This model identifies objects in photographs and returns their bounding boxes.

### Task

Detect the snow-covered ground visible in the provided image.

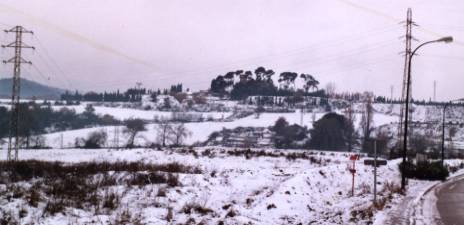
[52,105,232,121]
[0,148,395,224]
[1,99,463,224]
[1,147,461,224]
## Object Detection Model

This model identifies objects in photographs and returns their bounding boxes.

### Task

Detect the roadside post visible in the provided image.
[348,154,359,196]
[364,139,387,205]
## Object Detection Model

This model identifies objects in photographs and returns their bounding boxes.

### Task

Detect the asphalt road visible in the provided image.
[437,177,464,225]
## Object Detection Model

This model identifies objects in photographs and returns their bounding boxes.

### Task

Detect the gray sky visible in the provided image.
[0,0,462,100]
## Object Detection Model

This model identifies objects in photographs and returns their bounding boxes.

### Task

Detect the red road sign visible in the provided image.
[350,154,359,161]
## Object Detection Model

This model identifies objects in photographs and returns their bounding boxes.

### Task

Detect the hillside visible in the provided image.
[0,78,66,100]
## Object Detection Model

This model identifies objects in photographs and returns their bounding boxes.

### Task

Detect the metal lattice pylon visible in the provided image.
[397,9,416,150]
[2,26,34,161]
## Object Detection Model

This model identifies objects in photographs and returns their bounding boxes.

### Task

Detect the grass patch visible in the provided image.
[0,160,201,217]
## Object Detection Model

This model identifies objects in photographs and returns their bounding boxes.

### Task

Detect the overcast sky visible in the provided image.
[0,0,462,100]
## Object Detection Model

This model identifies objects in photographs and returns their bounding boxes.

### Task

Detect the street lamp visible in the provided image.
[442,98,464,166]
[401,36,453,190]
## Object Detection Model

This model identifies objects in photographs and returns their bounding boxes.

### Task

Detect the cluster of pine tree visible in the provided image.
[210,67,323,100]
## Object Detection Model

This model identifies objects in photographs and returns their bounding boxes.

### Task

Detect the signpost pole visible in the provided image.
[352,159,355,196]
[349,154,358,197]
[373,140,377,205]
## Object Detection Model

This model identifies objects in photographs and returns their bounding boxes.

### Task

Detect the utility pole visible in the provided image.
[398,8,414,147]
[433,81,437,102]
[399,9,416,190]
[2,26,34,161]
[300,105,304,126]
[136,82,143,101]
[402,36,453,190]
[373,140,378,205]
[60,133,64,149]
[114,126,120,150]
[390,85,394,101]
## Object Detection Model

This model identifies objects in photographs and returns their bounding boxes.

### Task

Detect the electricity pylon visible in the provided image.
[2,26,34,161]
[397,9,416,152]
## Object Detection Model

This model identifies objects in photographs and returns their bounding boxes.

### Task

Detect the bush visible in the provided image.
[271,117,308,149]
[102,190,120,210]
[0,160,201,217]
[26,189,41,207]
[399,161,449,181]
[181,202,213,215]
[309,112,354,151]
[0,210,18,225]
[84,130,108,148]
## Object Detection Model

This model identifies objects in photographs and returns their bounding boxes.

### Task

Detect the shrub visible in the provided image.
[181,202,213,215]
[0,160,200,216]
[167,174,180,187]
[102,190,120,210]
[309,112,354,151]
[0,210,18,225]
[399,161,449,181]
[84,130,108,148]
[225,209,237,218]
[156,187,167,197]
[128,172,167,186]
[267,203,276,210]
[43,198,66,216]
[113,209,132,224]
[26,189,41,207]
[166,207,173,222]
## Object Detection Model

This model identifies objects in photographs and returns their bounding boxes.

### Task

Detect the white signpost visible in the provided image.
[363,139,388,205]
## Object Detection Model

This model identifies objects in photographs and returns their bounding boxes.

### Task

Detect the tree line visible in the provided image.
[60,83,184,103]
[0,102,120,148]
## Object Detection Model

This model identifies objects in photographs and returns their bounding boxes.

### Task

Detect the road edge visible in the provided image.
[411,172,464,225]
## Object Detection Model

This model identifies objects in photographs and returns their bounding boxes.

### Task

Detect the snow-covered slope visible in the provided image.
[1,148,461,224]
[3,147,451,225]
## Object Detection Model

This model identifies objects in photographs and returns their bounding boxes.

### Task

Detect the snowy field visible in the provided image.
[1,147,461,225]
[14,110,398,149]
[2,100,462,149]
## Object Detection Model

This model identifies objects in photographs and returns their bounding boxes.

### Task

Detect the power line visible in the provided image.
[333,0,464,47]
[82,38,400,89]
[33,36,74,90]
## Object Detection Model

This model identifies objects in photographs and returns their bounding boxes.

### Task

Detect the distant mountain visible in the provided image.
[0,78,66,100]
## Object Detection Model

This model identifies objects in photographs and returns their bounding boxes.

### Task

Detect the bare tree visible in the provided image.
[325,82,336,97]
[344,102,356,152]
[360,93,374,152]
[448,126,458,151]
[124,118,147,148]
[169,123,192,146]
[156,120,173,147]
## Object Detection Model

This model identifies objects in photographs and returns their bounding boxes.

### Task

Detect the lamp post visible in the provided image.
[442,98,464,166]
[401,36,453,190]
